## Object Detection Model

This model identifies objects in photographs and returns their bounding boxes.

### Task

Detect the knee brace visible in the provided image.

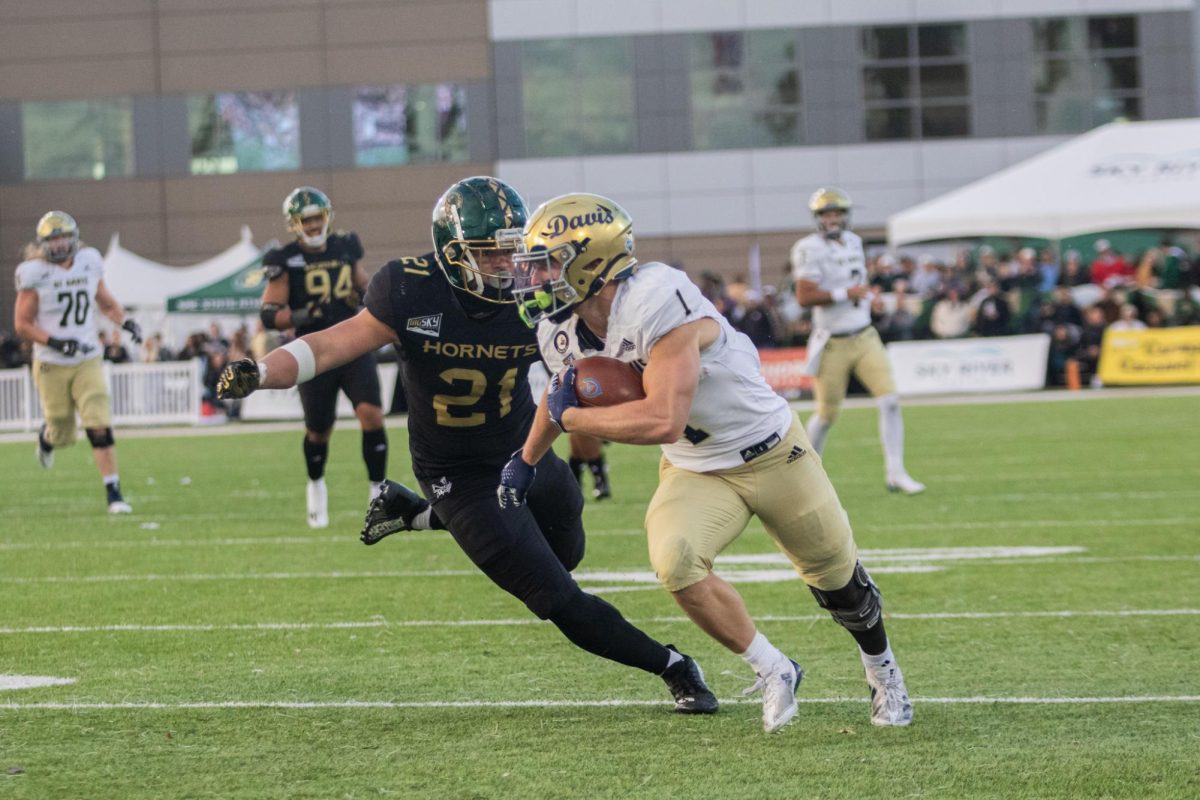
[86,427,115,448]
[809,561,882,632]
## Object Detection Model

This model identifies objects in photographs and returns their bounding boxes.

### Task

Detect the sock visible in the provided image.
[806,415,832,455]
[103,475,122,501]
[664,648,684,670]
[38,427,53,453]
[369,480,383,502]
[361,428,388,482]
[587,457,607,484]
[568,457,584,484]
[877,393,906,476]
[303,438,328,481]
[861,643,895,670]
[740,631,789,676]
[548,590,671,674]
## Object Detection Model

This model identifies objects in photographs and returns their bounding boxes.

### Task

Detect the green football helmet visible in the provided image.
[36,210,80,263]
[283,187,333,248]
[431,176,528,304]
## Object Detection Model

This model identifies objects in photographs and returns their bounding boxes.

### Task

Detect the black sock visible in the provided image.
[568,457,584,484]
[548,591,669,674]
[587,457,608,484]
[818,580,890,655]
[361,428,388,482]
[104,478,123,502]
[303,438,328,481]
[38,427,53,453]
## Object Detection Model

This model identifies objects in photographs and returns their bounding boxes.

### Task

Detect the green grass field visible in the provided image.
[2,393,1198,799]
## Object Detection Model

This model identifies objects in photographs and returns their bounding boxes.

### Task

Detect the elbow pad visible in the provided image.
[260,303,283,329]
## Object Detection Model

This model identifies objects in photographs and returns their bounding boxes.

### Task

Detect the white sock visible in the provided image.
[740,631,789,676]
[369,481,383,501]
[861,643,895,670]
[805,415,832,455]
[410,506,433,531]
[877,393,906,476]
[103,474,119,487]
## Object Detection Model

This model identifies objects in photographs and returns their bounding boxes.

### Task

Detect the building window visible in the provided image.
[187,91,300,175]
[22,98,133,181]
[861,23,970,141]
[521,37,635,156]
[353,83,468,167]
[689,29,802,150]
[1032,15,1140,133]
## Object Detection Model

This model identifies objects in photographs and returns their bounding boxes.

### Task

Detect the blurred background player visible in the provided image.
[502,193,911,733]
[217,177,716,714]
[260,187,387,528]
[568,432,611,500]
[13,210,142,513]
[791,188,924,495]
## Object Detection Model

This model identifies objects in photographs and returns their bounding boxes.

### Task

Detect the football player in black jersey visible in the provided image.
[217,177,716,715]
[260,187,387,528]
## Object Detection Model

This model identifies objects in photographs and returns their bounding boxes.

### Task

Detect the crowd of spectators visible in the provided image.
[3,238,1198,393]
[695,237,1200,388]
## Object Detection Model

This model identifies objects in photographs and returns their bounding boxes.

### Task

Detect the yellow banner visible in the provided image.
[1099,326,1200,385]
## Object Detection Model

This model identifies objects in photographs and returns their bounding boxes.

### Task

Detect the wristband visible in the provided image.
[831,287,849,303]
[281,339,316,384]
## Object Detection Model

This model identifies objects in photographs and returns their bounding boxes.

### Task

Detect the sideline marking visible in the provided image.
[2,608,1196,636]
[2,695,1197,711]
[0,675,76,691]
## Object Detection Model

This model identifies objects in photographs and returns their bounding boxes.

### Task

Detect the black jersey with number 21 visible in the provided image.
[364,254,541,477]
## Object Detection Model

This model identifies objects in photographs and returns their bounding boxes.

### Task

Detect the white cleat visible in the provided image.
[108,500,133,514]
[307,478,329,529]
[744,658,804,733]
[864,657,913,727]
[886,472,926,495]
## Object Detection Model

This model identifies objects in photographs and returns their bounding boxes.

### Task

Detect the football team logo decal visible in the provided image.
[554,331,570,353]
[578,378,603,400]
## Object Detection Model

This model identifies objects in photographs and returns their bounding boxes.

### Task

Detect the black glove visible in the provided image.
[290,303,325,329]
[46,337,82,357]
[216,358,262,400]
[121,318,143,345]
[546,365,579,432]
[497,450,536,509]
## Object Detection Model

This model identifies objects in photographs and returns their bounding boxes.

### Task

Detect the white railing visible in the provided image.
[0,360,204,431]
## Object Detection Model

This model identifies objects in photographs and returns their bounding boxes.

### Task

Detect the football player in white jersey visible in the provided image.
[498,193,912,733]
[791,188,924,495]
[13,211,142,513]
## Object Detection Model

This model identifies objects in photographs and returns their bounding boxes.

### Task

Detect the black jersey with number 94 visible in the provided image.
[364,254,542,477]
[261,231,364,335]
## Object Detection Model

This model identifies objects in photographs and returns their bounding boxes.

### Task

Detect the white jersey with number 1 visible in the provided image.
[14,246,104,365]
[536,262,793,472]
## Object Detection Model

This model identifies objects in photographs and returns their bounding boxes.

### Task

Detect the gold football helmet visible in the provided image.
[511,193,637,327]
[808,187,852,239]
[36,210,80,263]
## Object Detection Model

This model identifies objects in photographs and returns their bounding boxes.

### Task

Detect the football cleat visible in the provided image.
[108,500,133,514]
[886,472,926,495]
[307,478,329,529]
[361,479,429,545]
[661,645,718,715]
[864,656,913,727]
[744,658,804,733]
[35,426,54,470]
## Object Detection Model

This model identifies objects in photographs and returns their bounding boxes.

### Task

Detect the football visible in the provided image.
[572,356,645,407]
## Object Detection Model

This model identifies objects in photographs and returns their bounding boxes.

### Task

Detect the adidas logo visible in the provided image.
[786,446,806,464]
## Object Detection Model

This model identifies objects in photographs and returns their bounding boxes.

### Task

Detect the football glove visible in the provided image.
[289,302,326,329]
[216,358,262,400]
[546,365,579,432]
[46,337,87,357]
[361,480,431,545]
[497,450,536,509]
[121,318,143,345]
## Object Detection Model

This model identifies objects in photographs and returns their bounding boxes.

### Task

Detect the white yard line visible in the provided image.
[1,695,1197,711]
[2,608,1196,636]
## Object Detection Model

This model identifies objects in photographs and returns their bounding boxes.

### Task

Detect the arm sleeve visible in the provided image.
[261,248,285,280]
[641,273,707,352]
[791,240,824,284]
[364,262,399,331]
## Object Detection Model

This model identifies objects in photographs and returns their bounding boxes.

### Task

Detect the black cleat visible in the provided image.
[361,479,429,545]
[662,645,719,714]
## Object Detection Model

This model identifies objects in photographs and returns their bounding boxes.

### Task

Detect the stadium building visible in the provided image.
[1,0,1197,322]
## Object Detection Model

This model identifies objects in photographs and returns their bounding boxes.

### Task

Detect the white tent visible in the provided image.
[888,117,1200,246]
[103,226,260,310]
